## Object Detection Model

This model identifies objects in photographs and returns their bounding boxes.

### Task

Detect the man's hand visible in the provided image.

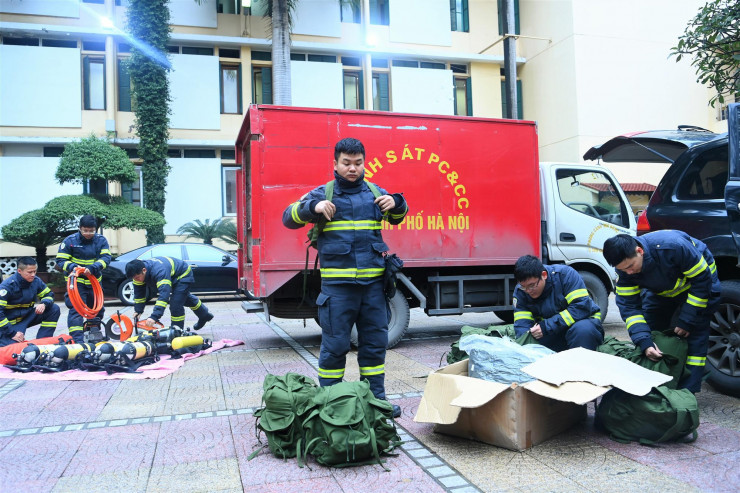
[35,303,46,314]
[11,331,24,343]
[674,326,690,338]
[314,200,336,220]
[374,195,396,213]
[83,268,92,276]
[145,318,157,328]
[529,323,543,339]
[645,344,663,362]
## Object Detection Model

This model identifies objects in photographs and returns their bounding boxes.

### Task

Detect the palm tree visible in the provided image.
[176,218,231,245]
[219,219,238,246]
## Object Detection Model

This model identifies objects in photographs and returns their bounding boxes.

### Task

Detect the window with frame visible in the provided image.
[223,167,238,216]
[83,56,106,110]
[450,0,469,32]
[83,178,108,195]
[556,169,628,228]
[122,166,143,207]
[118,58,133,112]
[370,0,390,25]
[500,78,522,119]
[252,66,272,104]
[217,0,241,14]
[454,77,472,116]
[220,63,242,114]
[676,147,728,201]
[343,71,363,110]
[372,72,390,111]
[497,0,520,35]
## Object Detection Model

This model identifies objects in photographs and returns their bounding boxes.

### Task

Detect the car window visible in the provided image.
[144,244,183,259]
[556,169,629,228]
[185,244,225,262]
[676,147,728,200]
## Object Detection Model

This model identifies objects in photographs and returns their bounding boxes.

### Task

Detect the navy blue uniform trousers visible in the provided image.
[65,285,104,342]
[0,304,60,347]
[317,281,389,399]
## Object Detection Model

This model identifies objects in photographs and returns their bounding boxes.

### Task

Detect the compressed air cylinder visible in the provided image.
[118,340,155,361]
[49,343,95,367]
[93,341,127,364]
[171,335,205,351]
[16,344,58,365]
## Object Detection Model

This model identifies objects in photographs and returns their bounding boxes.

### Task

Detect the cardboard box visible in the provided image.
[414,348,671,451]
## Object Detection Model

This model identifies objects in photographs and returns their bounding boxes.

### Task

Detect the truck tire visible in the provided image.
[350,291,410,349]
[578,271,608,321]
[706,280,740,397]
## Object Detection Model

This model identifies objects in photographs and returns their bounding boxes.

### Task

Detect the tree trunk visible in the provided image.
[35,246,49,273]
[272,0,292,105]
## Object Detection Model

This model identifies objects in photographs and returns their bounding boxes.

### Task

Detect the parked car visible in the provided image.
[101,243,238,305]
[584,121,740,396]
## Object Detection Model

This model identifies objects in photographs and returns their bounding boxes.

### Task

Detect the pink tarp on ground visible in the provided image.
[0,339,244,381]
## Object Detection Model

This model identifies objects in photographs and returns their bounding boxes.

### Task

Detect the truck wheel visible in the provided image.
[350,291,410,349]
[706,280,740,397]
[493,310,514,323]
[578,271,608,321]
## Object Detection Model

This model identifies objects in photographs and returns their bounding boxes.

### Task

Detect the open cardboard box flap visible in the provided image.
[521,347,672,396]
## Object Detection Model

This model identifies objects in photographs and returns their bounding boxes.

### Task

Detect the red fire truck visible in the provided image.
[235,105,635,347]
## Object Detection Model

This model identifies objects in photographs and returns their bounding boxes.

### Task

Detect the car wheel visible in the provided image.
[350,291,410,349]
[706,280,740,397]
[579,271,608,321]
[117,280,135,306]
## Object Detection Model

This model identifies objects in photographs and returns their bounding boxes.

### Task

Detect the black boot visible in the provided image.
[193,312,214,331]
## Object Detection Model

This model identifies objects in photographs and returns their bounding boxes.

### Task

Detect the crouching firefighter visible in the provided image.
[282,137,408,418]
[124,257,214,330]
[604,232,721,393]
[0,257,60,347]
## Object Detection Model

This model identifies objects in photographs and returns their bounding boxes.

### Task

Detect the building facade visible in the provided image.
[0,0,729,264]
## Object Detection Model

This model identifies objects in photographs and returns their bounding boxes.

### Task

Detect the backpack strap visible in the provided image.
[648,386,700,444]
[300,180,336,307]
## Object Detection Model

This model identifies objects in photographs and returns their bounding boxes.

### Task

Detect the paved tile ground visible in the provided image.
[0,295,737,492]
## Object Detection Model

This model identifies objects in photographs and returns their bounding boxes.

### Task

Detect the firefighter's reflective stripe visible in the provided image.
[65,275,102,285]
[171,315,185,322]
[389,204,408,220]
[164,257,191,280]
[616,285,640,296]
[514,311,534,321]
[591,312,602,319]
[157,279,172,288]
[323,220,382,232]
[320,267,384,278]
[3,301,34,309]
[57,253,72,260]
[658,277,691,297]
[40,321,57,328]
[683,257,708,278]
[565,288,588,303]
[0,318,8,327]
[133,279,145,286]
[709,261,717,275]
[69,325,83,333]
[318,367,345,379]
[687,355,706,367]
[359,364,385,376]
[190,300,202,310]
[626,314,647,329]
[70,257,96,265]
[155,300,168,308]
[687,293,708,308]
[290,202,308,224]
[560,308,575,326]
[134,297,146,304]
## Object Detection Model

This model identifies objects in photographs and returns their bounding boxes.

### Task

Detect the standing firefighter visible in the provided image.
[56,215,110,342]
[0,257,60,347]
[125,257,213,330]
[282,138,408,418]
[603,231,721,393]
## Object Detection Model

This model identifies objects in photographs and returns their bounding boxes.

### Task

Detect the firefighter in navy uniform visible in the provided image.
[603,232,720,393]
[55,215,111,342]
[0,257,60,347]
[125,256,214,330]
[282,138,408,418]
[513,255,604,351]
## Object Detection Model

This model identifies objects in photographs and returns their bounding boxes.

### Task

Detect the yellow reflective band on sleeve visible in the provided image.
[97,260,107,269]
[37,287,50,298]
[687,293,708,308]
[318,367,345,379]
[157,279,172,288]
[0,318,8,327]
[514,311,534,321]
[560,309,575,326]
[625,314,647,329]
[290,202,308,225]
[166,257,176,276]
[176,266,191,280]
[0,300,6,306]
[658,277,691,297]
[591,312,602,319]
[171,315,185,322]
[709,261,717,275]
[565,288,589,303]
[616,285,640,296]
[155,300,168,308]
[359,364,385,376]
[56,253,71,259]
[686,356,706,367]
[63,261,72,271]
[133,280,145,286]
[323,220,382,232]
[683,257,708,278]
[100,249,111,255]
[134,298,146,303]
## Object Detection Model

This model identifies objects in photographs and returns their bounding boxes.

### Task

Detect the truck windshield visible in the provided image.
[556,170,629,228]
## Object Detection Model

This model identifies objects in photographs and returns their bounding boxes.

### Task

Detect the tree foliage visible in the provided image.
[126,0,172,244]
[219,219,238,245]
[671,0,740,106]
[176,219,232,245]
[56,135,138,185]
[1,210,71,272]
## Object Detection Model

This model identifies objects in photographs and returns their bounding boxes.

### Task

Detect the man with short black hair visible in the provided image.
[0,257,60,347]
[603,231,720,393]
[513,255,604,351]
[282,137,408,418]
[125,257,213,330]
[56,215,111,342]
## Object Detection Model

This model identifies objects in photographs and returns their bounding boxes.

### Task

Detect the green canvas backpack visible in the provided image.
[596,385,700,445]
[301,380,402,469]
[250,373,319,460]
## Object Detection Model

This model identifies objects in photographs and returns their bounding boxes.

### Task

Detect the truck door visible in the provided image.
[550,167,634,263]
[725,104,740,253]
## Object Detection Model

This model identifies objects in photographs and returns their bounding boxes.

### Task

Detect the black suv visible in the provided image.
[584,104,740,396]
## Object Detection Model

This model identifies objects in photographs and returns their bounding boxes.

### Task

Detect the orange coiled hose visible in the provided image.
[67,266,104,319]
